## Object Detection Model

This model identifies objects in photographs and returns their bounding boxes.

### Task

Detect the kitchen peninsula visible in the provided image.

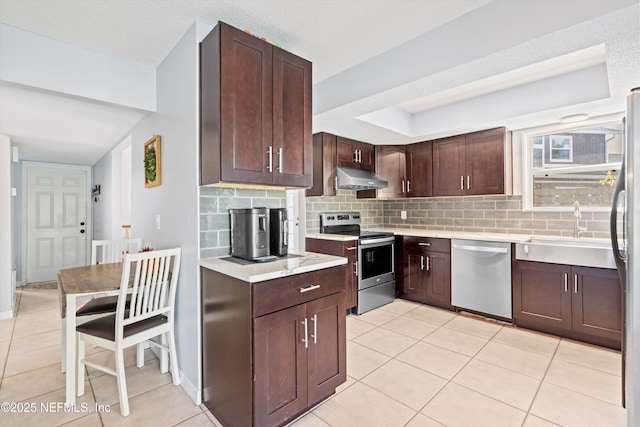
[199,251,348,427]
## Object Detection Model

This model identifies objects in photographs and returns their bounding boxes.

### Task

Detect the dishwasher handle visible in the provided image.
[452,244,509,254]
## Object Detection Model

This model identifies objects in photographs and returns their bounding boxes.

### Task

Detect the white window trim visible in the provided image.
[519,113,624,212]
[549,134,574,163]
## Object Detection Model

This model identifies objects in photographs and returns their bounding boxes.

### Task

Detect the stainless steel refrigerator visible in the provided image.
[611,87,640,423]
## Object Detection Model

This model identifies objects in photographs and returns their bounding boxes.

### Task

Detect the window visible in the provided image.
[523,118,623,209]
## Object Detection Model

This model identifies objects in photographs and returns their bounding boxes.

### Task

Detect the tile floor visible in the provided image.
[0,287,627,426]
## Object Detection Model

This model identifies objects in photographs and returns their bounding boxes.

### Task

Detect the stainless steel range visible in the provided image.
[320,212,395,314]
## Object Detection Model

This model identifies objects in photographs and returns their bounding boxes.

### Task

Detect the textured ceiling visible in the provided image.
[0,0,639,164]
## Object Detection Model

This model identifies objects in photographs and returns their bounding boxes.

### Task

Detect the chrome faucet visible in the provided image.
[573,200,587,238]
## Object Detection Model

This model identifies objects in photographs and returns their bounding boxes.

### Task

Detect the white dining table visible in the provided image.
[57,263,124,404]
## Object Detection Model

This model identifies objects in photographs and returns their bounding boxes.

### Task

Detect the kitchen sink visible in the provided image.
[515,236,620,269]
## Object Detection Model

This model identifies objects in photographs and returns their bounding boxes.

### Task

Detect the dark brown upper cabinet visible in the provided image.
[200,21,312,187]
[370,142,433,199]
[336,136,375,172]
[306,132,337,197]
[432,127,511,196]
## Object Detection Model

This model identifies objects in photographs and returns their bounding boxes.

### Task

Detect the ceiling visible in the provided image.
[0,0,639,165]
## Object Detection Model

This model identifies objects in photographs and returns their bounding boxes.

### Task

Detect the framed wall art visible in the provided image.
[144,135,161,188]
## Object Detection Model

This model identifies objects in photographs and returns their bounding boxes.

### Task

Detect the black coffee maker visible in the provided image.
[269,208,288,257]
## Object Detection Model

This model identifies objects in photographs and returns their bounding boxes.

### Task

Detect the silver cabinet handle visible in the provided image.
[277,148,283,174]
[574,274,578,293]
[460,176,464,190]
[564,273,568,292]
[401,180,405,193]
[353,150,358,163]
[311,314,317,344]
[345,246,357,251]
[467,175,470,189]
[420,255,424,270]
[407,180,411,193]
[418,242,431,246]
[299,284,320,293]
[426,256,430,271]
[283,220,288,245]
[301,318,308,349]
[334,175,337,190]
[358,149,362,163]
[354,261,357,277]
[267,146,273,172]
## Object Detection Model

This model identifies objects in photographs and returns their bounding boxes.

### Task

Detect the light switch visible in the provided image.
[155,214,161,230]
[401,210,407,220]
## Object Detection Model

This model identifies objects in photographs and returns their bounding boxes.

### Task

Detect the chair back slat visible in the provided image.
[91,238,143,264]
[116,248,181,335]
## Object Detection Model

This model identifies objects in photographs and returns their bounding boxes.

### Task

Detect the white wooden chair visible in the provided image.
[60,238,144,372]
[76,248,181,417]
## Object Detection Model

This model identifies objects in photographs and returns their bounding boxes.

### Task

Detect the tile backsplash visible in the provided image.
[199,186,285,258]
[305,191,614,239]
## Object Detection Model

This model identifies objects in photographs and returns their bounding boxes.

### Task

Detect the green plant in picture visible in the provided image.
[144,145,156,182]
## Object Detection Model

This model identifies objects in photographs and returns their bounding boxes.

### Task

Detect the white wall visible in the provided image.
[92,149,113,240]
[0,134,15,318]
[128,20,212,404]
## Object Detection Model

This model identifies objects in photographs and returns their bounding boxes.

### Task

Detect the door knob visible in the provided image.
[80,221,85,226]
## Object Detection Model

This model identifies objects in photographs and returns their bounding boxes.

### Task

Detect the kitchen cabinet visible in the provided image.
[432,127,511,196]
[201,265,346,427]
[307,132,337,197]
[305,237,358,310]
[373,143,433,199]
[336,136,375,172]
[512,260,621,349]
[200,21,312,187]
[398,236,452,310]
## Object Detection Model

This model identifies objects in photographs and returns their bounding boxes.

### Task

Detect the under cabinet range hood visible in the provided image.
[336,166,388,190]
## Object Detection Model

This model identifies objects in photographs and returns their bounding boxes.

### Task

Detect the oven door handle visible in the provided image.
[359,236,395,246]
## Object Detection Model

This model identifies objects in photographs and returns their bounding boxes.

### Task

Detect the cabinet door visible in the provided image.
[272,48,312,187]
[432,135,466,196]
[375,145,406,198]
[357,142,375,172]
[571,266,622,342]
[254,304,308,427]
[402,251,427,303]
[465,128,505,195]
[306,292,347,406]
[307,133,337,196]
[336,137,375,171]
[219,23,274,185]
[406,142,433,197]
[512,261,572,332]
[424,251,452,310]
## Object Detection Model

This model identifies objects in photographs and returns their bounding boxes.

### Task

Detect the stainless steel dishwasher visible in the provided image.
[451,239,512,319]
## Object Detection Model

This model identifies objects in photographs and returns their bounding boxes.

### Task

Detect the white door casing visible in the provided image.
[24,162,90,283]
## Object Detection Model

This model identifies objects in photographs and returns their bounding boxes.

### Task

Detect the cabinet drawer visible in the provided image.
[253,266,345,317]
[403,236,450,253]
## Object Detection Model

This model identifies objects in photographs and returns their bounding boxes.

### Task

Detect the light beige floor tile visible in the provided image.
[0,317,15,342]
[452,359,540,410]
[376,298,421,315]
[405,413,446,427]
[355,309,400,326]
[442,315,502,339]
[0,381,96,427]
[396,341,470,380]
[312,381,415,427]
[422,327,488,357]
[492,327,559,357]
[346,341,390,380]
[0,363,66,402]
[13,307,61,324]
[287,412,331,426]
[475,340,552,380]
[0,338,10,360]
[202,408,224,427]
[89,358,173,406]
[422,382,526,427]
[346,316,376,340]
[12,316,60,339]
[335,375,356,394]
[59,412,103,426]
[523,414,561,426]
[555,339,621,376]
[353,327,417,357]
[174,412,217,427]
[380,315,438,340]
[361,359,447,410]
[3,343,61,376]
[8,329,61,355]
[543,358,622,405]
[85,347,158,379]
[100,383,201,425]
[402,305,456,326]
[530,382,626,427]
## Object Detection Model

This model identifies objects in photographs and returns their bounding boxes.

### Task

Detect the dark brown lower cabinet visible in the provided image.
[512,260,621,349]
[201,266,346,427]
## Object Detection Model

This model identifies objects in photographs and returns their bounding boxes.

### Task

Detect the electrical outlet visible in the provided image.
[401,210,407,220]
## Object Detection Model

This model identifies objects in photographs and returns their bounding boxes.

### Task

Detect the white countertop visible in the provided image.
[307,228,531,243]
[199,250,347,283]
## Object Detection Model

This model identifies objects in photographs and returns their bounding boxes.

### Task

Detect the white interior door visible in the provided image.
[25,163,89,283]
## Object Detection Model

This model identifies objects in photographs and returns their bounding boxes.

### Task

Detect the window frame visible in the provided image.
[549,134,574,163]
